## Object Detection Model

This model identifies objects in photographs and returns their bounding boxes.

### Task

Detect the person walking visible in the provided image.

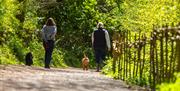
[41,18,57,69]
[92,22,111,72]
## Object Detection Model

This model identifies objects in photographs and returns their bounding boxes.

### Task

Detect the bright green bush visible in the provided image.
[0,45,18,64]
[157,73,180,91]
[0,0,19,31]
[27,39,44,66]
[102,58,117,77]
[7,34,26,63]
[52,48,67,68]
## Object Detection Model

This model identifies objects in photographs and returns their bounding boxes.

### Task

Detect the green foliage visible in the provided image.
[0,45,18,64]
[52,48,67,67]
[37,0,180,68]
[37,0,118,67]
[0,0,67,68]
[102,58,118,78]
[100,0,180,88]
[0,0,19,31]
[27,39,44,66]
[114,0,180,33]
[157,73,180,91]
[21,0,39,30]
[7,34,26,62]
[128,76,148,86]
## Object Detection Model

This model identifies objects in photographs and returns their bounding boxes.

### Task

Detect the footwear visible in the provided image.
[96,64,100,72]
[45,65,50,69]
[96,70,100,72]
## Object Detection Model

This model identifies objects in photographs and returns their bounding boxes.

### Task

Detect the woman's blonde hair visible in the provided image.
[45,17,56,26]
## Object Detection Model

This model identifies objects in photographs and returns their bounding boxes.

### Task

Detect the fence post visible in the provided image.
[118,32,123,79]
[176,27,180,72]
[133,34,137,78]
[165,26,169,80]
[152,30,156,89]
[138,32,142,82]
[123,31,126,80]
[160,29,164,83]
[126,31,129,79]
[169,31,175,82]
[141,34,146,81]
[154,29,159,84]
[149,32,153,88]
[128,31,132,78]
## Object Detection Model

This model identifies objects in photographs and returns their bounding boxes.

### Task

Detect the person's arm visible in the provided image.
[105,30,111,51]
[41,25,47,42]
[50,26,57,40]
[91,32,94,47]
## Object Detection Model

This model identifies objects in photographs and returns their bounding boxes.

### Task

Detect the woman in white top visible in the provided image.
[42,17,57,69]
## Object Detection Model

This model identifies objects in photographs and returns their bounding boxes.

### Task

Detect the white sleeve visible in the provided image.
[105,30,111,49]
[92,32,94,46]
[41,25,47,42]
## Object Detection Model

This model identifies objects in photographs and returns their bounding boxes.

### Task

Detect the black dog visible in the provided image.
[25,52,33,66]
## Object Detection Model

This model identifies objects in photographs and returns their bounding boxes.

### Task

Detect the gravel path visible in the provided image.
[0,65,144,91]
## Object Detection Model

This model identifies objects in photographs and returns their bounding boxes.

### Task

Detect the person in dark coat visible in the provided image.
[92,22,111,72]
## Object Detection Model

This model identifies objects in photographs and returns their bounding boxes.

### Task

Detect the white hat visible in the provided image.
[97,22,104,28]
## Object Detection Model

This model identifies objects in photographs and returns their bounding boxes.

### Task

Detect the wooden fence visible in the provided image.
[112,25,180,90]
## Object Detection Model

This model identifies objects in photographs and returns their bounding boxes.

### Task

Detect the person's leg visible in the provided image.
[101,49,107,66]
[45,48,50,68]
[44,41,51,68]
[98,48,107,69]
[49,40,54,60]
[45,40,54,68]
[43,41,49,68]
[95,48,101,72]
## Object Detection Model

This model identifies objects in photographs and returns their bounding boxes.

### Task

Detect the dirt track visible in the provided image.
[0,65,144,91]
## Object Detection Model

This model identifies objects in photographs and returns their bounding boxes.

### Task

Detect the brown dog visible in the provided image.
[82,54,89,70]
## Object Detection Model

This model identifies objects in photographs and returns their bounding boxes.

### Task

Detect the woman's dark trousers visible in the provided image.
[43,40,54,68]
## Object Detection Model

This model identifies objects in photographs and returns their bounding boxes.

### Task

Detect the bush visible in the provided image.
[7,35,26,63]
[0,45,18,64]
[157,73,180,91]
[52,48,67,67]
[27,39,44,66]
[102,58,117,77]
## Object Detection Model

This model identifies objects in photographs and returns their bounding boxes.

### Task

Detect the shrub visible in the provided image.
[0,45,18,64]
[157,73,180,91]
